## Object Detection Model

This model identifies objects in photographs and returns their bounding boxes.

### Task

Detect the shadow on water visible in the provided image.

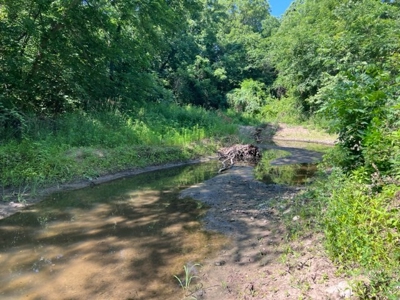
[0,141,327,300]
[0,162,229,300]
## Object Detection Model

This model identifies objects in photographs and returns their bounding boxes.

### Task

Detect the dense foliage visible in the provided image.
[271,0,400,172]
[270,0,400,296]
[0,0,277,113]
[0,0,197,113]
[158,0,279,108]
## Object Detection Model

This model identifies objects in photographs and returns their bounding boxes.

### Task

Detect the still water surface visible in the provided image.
[257,163,318,185]
[0,158,319,299]
[0,162,227,300]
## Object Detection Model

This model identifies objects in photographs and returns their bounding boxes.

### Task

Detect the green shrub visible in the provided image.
[261,95,303,124]
[227,79,268,115]
[324,170,400,268]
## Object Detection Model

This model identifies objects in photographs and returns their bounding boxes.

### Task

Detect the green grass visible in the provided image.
[0,103,238,192]
[174,263,201,295]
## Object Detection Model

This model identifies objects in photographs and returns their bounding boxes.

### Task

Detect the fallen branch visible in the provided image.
[217,144,261,173]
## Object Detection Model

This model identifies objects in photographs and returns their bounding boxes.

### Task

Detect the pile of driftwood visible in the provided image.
[217,144,261,173]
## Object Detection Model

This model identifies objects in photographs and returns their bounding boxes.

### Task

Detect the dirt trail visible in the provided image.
[177,125,352,300]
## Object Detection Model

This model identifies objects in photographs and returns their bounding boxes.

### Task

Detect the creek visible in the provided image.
[0,150,322,300]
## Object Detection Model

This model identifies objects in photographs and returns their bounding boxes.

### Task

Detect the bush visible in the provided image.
[227,79,268,115]
[324,170,400,268]
[261,94,303,124]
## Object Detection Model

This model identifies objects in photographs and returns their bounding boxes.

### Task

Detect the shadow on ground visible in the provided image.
[0,163,227,300]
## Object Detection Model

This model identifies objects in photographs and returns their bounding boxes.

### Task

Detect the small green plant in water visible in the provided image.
[174,263,201,293]
[37,215,49,228]
[17,184,29,204]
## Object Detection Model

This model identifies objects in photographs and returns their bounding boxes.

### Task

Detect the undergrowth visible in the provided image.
[0,103,238,194]
[281,150,400,299]
[261,95,304,125]
[322,168,400,299]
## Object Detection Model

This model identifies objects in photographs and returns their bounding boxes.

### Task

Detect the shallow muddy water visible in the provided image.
[0,162,228,300]
[0,147,323,300]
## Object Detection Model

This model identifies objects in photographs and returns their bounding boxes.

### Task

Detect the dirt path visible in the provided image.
[240,123,334,165]
[177,125,352,300]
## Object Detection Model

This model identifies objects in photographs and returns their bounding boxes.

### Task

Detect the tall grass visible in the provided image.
[0,103,237,189]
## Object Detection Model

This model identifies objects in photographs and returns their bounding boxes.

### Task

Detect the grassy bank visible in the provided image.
[281,157,400,299]
[0,103,241,198]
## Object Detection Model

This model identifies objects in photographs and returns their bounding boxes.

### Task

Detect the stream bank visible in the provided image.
[179,164,351,300]
[0,123,335,221]
[174,125,351,299]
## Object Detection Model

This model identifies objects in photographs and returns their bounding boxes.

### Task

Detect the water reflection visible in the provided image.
[0,162,227,300]
[255,163,318,185]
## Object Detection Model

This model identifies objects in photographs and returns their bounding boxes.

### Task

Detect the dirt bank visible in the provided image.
[179,165,351,300]
[0,157,215,220]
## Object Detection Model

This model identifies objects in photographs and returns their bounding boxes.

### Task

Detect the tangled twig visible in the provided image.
[217,144,261,173]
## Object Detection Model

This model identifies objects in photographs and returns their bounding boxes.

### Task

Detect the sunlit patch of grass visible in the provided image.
[0,103,239,192]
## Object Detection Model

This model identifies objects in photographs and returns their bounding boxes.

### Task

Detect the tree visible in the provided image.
[158,0,278,109]
[270,0,400,171]
[0,0,198,114]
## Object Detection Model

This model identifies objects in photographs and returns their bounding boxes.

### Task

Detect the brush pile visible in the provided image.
[217,144,261,173]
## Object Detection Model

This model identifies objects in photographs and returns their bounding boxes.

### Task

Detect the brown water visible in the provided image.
[0,162,228,300]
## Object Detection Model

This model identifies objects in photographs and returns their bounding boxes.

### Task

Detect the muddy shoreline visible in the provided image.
[0,124,336,221]
[0,142,326,220]
[179,165,349,300]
